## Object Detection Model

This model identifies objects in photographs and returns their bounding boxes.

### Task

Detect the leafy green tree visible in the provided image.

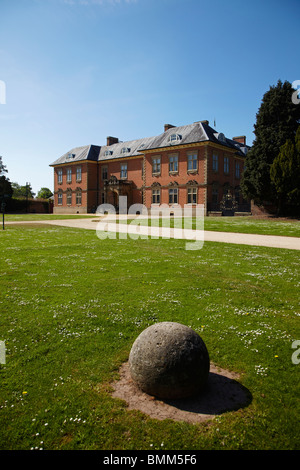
[241,80,300,205]
[0,156,13,201]
[12,182,35,198]
[37,187,53,199]
[270,126,300,215]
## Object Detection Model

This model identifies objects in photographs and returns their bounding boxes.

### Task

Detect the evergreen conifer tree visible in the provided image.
[241,80,300,206]
[270,126,300,215]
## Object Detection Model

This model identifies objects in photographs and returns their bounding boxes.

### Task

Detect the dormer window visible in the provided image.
[104,150,113,156]
[214,132,226,143]
[121,147,131,154]
[66,153,75,160]
[168,133,182,143]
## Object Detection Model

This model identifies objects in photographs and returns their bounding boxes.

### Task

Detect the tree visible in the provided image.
[12,182,35,198]
[0,156,13,201]
[270,126,300,215]
[241,80,300,206]
[37,187,53,199]
[0,156,8,175]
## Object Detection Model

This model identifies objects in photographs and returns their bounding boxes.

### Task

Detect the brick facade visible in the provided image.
[50,121,250,215]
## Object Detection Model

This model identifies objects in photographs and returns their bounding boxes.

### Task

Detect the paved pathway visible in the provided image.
[6,218,300,250]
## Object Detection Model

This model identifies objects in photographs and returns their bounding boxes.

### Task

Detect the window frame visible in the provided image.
[212,154,219,172]
[102,165,108,181]
[187,186,197,204]
[57,191,63,205]
[76,166,82,182]
[152,156,161,175]
[152,188,160,204]
[66,189,72,205]
[66,167,72,183]
[224,156,229,175]
[168,133,182,143]
[120,163,128,179]
[57,168,63,184]
[168,187,178,204]
[187,152,198,172]
[168,153,178,174]
[76,189,82,205]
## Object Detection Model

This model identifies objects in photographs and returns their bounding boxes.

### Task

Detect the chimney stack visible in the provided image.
[107,136,119,146]
[164,124,175,132]
[232,136,246,145]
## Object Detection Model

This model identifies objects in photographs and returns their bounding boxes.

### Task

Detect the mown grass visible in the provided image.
[5,214,96,221]
[0,225,299,450]
[117,215,300,238]
[5,213,300,237]
[204,216,300,237]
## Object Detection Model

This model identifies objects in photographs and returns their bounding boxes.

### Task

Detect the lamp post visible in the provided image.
[0,174,13,229]
[26,182,29,213]
[1,201,5,230]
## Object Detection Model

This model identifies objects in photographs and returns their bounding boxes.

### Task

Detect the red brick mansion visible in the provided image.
[50,120,250,215]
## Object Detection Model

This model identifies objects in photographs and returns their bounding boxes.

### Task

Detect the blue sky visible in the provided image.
[0,0,299,194]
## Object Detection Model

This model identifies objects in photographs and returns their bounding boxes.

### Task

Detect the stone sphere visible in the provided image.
[128,322,210,399]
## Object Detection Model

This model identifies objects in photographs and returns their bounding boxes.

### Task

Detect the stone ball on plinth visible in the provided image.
[128,322,210,399]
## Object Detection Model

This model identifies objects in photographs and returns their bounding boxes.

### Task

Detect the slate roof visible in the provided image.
[50,122,249,166]
[142,121,249,155]
[99,136,155,161]
[50,144,101,166]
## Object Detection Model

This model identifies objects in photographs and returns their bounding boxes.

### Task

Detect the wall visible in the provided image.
[206,144,246,211]
[53,161,90,213]
[144,145,206,208]
[7,198,53,213]
[52,142,249,214]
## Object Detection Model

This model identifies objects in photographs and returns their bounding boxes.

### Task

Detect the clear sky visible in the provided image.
[0,0,299,195]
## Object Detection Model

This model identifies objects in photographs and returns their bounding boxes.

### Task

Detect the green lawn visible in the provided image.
[0,225,299,450]
[4,213,300,237]
[204,216,300,237]
[118,215,300,238]
[5,213,96,221]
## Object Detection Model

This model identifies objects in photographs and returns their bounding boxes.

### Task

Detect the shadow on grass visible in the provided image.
[164,370,252,416]
[112,362,252,423]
